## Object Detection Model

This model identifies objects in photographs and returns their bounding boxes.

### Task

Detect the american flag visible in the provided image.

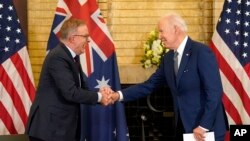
[210,0,250,126]
[0,1,35,135]
[47,0,129,141]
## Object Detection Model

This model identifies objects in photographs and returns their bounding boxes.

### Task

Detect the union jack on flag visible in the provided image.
[0,0,35,135]
[47,0,129,141]
[210,0,250,126]
[48,0,114,77]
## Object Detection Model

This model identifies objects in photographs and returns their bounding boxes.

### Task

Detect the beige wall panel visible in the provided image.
[115,41,143,49]
[31,65,43,73]
[111,18,160,25]
[99,0,108,2]
[28,34,50,42]
[28,26,51,34]
[112,33,145,41]
[116,48,144,56]
[112,0,198,2]
[28,11,55,18]
[117,57,142,64]
[99,3,108,10]
[29,50,46,57]
[111,10,203,17]
[28,2,57,10]
[111,25,159,33]
[30,58,45,65]
[111,2,201,9]
[28,42,47,50]
[28,18,54,26]
[30,0,56,2]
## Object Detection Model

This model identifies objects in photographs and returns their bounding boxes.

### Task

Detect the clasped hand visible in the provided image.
[99,87,120,106]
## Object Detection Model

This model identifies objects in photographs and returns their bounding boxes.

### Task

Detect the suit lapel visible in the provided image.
[60,43,83,87]
[165,51,178,89]
[176,38,192,86]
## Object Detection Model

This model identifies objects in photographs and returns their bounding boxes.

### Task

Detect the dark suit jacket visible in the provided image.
[121,37,228,140]
[25,43,98,141]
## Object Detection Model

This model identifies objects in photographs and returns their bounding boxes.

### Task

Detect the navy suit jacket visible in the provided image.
[26,43,98,141]
[122,37,228,139]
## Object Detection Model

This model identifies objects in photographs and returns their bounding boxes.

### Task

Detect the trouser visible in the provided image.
[175,115,184,141]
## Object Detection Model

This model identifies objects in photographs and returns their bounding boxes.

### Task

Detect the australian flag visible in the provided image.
[47,0,129,141]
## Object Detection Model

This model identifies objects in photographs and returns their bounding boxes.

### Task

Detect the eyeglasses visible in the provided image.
[73,34,89,40]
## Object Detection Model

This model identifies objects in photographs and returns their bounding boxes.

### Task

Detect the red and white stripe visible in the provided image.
[0,47,35,134]
[210,30,250,125]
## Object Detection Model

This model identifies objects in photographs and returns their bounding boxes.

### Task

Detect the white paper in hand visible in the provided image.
[183,131,215,141]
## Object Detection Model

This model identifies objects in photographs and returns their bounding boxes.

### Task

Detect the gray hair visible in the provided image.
[164,13,188,32]
[60,18,86,39]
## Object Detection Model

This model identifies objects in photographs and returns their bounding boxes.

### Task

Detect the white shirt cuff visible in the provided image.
[97,92,102,102]
[199,126,209,132]
[117,91,123,101]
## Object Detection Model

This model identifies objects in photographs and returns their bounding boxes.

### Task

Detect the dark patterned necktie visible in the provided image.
[173,51,179,76]
[74,55,81,72]
[74,55,82,87]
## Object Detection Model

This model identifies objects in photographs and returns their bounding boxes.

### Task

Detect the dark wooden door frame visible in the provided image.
[13,0,27,38]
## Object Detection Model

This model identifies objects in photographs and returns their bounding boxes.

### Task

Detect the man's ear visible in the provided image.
[68,36,74,43]
[174,25,179,33]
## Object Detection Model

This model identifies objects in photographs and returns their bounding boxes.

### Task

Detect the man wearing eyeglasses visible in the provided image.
[25,18,112,141]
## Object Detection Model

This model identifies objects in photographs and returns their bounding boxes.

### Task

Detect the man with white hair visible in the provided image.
[112,13,228,141]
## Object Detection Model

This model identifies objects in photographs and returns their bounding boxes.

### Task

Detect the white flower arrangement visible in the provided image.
[141,29,169,68]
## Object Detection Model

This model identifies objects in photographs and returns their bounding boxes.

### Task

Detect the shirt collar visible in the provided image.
[176,36,188,56]
[65,45,76,58]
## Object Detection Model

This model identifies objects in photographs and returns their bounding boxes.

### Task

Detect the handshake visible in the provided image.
[98,87,120,106]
